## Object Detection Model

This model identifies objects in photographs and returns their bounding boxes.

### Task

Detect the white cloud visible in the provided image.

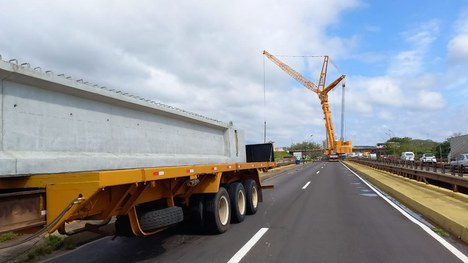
[404,74,439,90]
[378,110,393,121]
[347,76,404,112]
[348,74,446,112]
[388,51,424,76]
[447,34,468,64]
[447,11,468,65]
[387,20,440,77]
[404,20,440,48]
[367,78,404,106]
[415,91,446,109]
[351,52,386,64]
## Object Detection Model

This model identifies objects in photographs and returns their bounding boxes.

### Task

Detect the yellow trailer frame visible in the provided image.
[0,161,275,236]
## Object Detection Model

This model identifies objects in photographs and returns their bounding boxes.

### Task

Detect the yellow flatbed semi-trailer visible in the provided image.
[0,161,275,236]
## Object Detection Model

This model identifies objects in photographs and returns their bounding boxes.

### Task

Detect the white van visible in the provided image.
[400,152,415,161]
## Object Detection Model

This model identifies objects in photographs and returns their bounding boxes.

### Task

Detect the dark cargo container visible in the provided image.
[246,143,275,162]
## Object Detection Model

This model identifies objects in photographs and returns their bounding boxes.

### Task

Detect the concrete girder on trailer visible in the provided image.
[0,162,274,234]
[0,59,246,177]
[0,58,277,235]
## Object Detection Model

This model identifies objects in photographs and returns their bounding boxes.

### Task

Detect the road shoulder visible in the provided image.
[344,161,468,244]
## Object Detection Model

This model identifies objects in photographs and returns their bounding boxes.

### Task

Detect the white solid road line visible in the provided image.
[302,181,311,189]
[342,163,468,263]
[227,228,269,263]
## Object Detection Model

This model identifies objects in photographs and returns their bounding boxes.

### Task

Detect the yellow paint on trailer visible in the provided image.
[0,172,100,189]
[194,172,223,194]
[0,162,274,189]
[46,182,99,233]
[0,162,275,234]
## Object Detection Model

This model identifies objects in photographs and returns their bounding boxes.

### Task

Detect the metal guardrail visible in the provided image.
[276,159,296,167]
[349,158,468,193]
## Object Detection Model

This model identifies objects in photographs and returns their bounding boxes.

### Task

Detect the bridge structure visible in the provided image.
[294,146,382,157]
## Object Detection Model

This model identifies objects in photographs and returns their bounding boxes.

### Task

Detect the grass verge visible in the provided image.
[432,227,450,238]
[14,235,76,263]
[0,232,18,243]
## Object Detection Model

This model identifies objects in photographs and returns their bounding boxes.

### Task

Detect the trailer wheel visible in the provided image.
[204,187,230,234]
[228,182,246,223]
[187,194,205,229]
[138,206,184,232]
[243,179,259,215]
[115,215,134,237]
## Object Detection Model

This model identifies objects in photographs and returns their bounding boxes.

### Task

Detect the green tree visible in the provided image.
[383,137,440,158]
[289,141,322,160]
[433,141,450,160]
[289,141,321,151]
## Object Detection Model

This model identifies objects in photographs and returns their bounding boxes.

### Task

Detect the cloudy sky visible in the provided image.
[1,0,468,147]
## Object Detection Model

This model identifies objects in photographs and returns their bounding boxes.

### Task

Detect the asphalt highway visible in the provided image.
[44,162,467,263]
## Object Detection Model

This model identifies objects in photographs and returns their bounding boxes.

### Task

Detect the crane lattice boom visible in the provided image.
[263,51,319,94]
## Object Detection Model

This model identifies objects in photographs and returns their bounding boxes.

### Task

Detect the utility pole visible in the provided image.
[439,144,442,160]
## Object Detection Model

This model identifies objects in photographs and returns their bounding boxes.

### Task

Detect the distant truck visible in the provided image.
[0,58,276,236]
[448,134,468,162]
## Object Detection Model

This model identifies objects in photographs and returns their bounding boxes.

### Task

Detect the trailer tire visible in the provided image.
[188,194,205,229]
[138,206,184,232]
[115,215,134,237]
[228,182,246,223]
[204,187,230,234]
[243,179,259,215]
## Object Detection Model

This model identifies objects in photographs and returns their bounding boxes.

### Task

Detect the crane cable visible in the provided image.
[329,58,344,75]
[274,54,324,58]
[329,58,347,142]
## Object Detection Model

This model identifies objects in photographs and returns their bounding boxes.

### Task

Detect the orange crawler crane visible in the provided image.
[263,50,352,160]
